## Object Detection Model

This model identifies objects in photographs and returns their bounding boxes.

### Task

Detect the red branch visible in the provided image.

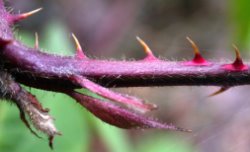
[0,0,249,148]
[3,39,250,89]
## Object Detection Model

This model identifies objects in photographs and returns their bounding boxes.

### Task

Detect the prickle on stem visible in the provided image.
[72,33,87,59]
[184,37,210,66]
[223,44,248,71]
[136,36,158,60]
[208,86,230,97]
[9,8,43,23]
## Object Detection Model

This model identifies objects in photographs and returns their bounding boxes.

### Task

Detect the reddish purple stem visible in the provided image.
[0,0,247,90]
[3,0,250,147]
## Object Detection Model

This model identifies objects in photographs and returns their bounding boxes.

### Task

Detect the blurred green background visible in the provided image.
[1,0,250,152]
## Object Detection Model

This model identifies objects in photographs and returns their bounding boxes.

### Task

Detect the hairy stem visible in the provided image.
[0,1,248,90]
[3,46,250,89]
[0,0,249,147]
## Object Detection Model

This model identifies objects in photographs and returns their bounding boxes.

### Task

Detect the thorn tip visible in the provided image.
[184,36,209,65]
[232,44,241,61]
[186,36,200,55]
[136,36,157,60]
[72,33,86,59]
[223,44,248,71]
[208,86,229,97]
[72,33,82,51]
[12,8,43,23]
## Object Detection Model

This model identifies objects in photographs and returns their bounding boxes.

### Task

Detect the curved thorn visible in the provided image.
[136,36,157,60]
[72,33,82,52]
[12,8,43,23]
[22,8,43,18]
[186,36,200,55]
[232,44,240,57]
[231,44,247,70]
[34,32,39,49]
[223,44,248,70]
[232,44,243,64]
[208,86,229,97]
[186,36,208,64]
[72,33,87,59]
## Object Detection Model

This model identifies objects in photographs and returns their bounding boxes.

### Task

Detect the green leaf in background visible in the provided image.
[0,20,91,152]
[230,0,250,49]
[93,118,132,152]
[42,21,74,56]
[136,133,194,152]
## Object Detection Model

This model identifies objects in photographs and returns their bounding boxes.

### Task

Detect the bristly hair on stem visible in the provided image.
[0,0,249,149]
